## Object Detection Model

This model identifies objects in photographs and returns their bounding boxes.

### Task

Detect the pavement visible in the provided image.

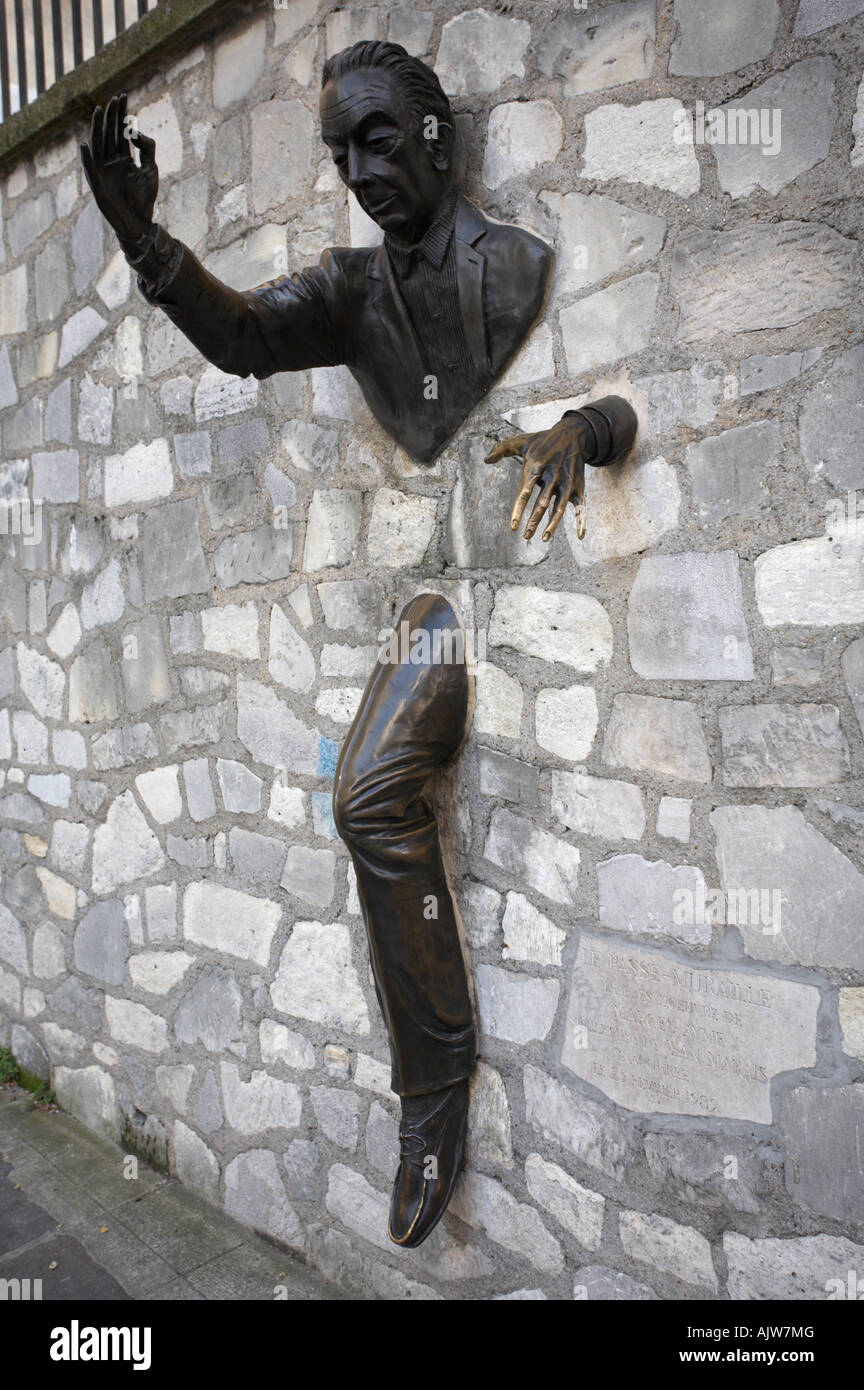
[0,1081,343,1301]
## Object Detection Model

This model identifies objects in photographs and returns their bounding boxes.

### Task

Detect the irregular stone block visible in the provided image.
[755,535,864,626]
[214,525,294,588]
[489,584,612,672]
[564,454,680,566]
[627,551,753,680]
[74,900,125,985]
[794,0,864,37]
[270,922,370,1034]
[672,222,856,343]
[669,0,779,74]
[139,499,209,602]
[781,1085,864,1223]
[482,100,564,189]
[535,686,598,762]
[451,1171,564,1275]
[500,893,565,968]
[221,1062,301,1134]
[725,1232,864,1300]
[53,1065,116,1141]
[740,347,823,397]
[174,969,243,1051]
[538,0,655,95]
[91,791,165,896]
[711,803,864,970]
[484,807,580,906]
[799,342,864,491]
[603,693,711,783]
[771,645,824,687]
[597,855,710,945]
[551,770,646,841]
[561,271,660,375]
[236,676,319,772]
[524,1064,627,1180]
[713,59,837,199]
[183,881,280,966]
[435,9,530,96]
[303,489,362,571]
[104,439,172,508]
[121,615,171,713]
[619,1209,717,1291]
[573,1265,656,1300]
[719,703,850,787]
[475,964,559,1044]
[686,420,780,525]
[583,101,699,195]
[225,1149,304,1250]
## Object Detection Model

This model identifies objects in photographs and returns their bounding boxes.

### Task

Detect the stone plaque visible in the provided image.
[562,935,819,1123]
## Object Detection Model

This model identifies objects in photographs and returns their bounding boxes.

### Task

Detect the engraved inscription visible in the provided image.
[562,936,819,1123]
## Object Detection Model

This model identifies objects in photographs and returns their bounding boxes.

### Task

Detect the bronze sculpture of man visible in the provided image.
[80,40,636,1249]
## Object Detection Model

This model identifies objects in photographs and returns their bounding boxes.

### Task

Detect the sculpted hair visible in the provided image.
[321,40,454,140]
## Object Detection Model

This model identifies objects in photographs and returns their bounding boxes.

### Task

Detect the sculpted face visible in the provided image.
[320,68,451,244]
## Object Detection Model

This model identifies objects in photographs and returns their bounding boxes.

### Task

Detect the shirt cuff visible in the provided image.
[123,223,184,298]
[561,407,612,464]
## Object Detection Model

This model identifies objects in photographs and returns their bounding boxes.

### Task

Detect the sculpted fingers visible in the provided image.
[484,431,533,464]
[510,458,544,532]
[544,490,572,542]
[89,103,104,165]
[523,479,558,542]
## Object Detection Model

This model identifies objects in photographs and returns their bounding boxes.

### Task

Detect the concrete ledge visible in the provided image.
[0,0,250,174]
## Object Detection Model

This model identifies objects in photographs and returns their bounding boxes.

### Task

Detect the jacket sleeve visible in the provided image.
[131,226,347,379]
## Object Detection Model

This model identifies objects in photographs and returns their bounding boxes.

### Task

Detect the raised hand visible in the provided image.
[80,92,159,248]
[485,412,596,543]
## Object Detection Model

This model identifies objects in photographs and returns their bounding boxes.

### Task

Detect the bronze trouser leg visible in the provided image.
[332,592,476,1097]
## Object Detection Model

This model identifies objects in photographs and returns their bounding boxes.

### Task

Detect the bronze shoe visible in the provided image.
[388,1079,469,1248]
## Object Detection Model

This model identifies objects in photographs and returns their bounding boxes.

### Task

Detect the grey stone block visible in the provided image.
[719,703,850,787]
[74,899,126,985]
[669,0,779,75]
[71,198,104,294]
[627,552,753,680]
[174,969,244,1052]
[781,1085,864,1222]
[214,525,295,588]
[139,499,209,602]
[672,223,856,344]
[686,420,781,525]
[799,342,864,490]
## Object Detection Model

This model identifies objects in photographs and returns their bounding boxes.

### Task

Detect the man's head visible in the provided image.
[320,41,456,244]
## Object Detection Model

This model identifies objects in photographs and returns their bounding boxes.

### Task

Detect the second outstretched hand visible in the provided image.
[484,412,597,543]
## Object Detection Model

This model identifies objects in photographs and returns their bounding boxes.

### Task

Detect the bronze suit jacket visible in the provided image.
[137,196,554,462]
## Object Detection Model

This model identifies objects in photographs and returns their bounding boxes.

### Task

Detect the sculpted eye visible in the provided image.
[367,134,397,154]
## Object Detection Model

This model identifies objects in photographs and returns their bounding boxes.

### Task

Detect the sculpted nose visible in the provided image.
[347,147,368,190]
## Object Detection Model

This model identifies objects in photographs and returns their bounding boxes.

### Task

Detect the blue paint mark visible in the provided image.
[312,791,338,840]
[318,735,339,778]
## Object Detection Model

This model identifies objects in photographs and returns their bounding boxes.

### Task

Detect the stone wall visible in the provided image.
[1,0,864,1300]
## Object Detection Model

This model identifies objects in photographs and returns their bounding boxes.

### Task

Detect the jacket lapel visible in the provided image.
[365,198,491,383]
[454,198,490,380]
[366,246,426,385]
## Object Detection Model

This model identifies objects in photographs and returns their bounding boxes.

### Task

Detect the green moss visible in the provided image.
[0,1046,21,1084]
[119,1108,170,1175]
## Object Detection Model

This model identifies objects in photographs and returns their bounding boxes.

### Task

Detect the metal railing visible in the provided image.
[0,0,159,123]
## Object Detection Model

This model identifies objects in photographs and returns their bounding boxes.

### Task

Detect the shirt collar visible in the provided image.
[385,190,459,275]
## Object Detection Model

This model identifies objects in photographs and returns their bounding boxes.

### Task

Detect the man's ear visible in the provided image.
[420,117,454,173]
